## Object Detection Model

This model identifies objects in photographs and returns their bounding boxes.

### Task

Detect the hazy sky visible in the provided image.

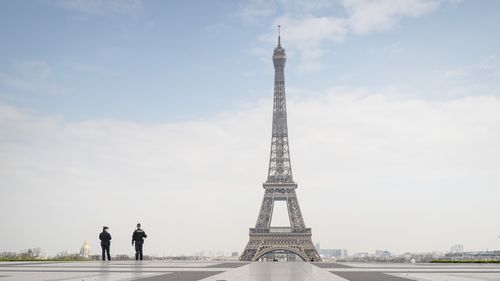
[1,0,500,257]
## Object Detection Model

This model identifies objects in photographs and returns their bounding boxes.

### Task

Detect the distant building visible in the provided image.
[432,251,445,259]
[319,249,348,258]
[403,252,412,261]
[375,250,391,257]
[450,244,464,254]
[445,250,500,261]
[353,252,369,258]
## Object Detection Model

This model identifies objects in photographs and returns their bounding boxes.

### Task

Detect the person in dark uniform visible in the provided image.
[99,226,112,261]
[132,223,147,260]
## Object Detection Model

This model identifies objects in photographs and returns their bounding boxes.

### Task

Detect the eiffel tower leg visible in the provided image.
[241,193,274,261]
[286,190,305,229]
[256,192,274,229]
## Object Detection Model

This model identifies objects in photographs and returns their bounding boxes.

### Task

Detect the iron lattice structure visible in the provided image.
[240,29,321,262]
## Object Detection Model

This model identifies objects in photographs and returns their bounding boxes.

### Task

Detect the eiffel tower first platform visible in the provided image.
[240,27,321,262]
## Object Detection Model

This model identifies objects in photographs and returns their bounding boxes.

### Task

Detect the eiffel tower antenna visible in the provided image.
[278,25,281,47]
[240,27,321,262]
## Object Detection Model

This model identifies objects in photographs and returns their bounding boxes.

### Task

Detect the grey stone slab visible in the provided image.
[40,273,104,281]
[132,271,223,281]
[339,263,500,269]
[0,271,160,281]
[333,272,414,281]
[4,265,222,269]
[394,272,500,281]
[200,262,348,281]
[0,262,58,267]
[332,271,500,273]
[205,263,249,268]
[0,262,217,268]
[0,269,223,274]
[332,266,500,269]
[313,263,353,268]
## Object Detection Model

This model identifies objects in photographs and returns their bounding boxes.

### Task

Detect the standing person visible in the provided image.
[132,223,147,261]
[99,226,112,261]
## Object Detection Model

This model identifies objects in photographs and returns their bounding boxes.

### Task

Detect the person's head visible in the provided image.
[103,226,109,232]
[136,223,141,229]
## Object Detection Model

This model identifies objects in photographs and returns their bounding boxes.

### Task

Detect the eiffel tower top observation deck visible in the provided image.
[267,25,294,185]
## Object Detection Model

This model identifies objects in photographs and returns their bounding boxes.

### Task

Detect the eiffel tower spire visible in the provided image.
[267,25,293,184]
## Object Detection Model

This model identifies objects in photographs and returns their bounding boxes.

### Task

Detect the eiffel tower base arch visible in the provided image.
[240,230,321,262]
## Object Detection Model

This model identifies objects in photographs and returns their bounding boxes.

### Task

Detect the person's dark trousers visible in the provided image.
[135,243,143,260]
[101,245,111,261]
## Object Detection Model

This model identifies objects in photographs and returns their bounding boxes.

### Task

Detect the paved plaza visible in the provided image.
[1,261,500,281]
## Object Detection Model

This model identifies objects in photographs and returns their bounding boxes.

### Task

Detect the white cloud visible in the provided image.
[343,0,440,34]
[244,0,447,71]
[1,89,499,256]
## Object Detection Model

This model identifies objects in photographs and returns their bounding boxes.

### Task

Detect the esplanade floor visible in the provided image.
[1,261,499,281]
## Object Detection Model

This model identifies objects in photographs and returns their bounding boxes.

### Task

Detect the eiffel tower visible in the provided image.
[240,27,321,262]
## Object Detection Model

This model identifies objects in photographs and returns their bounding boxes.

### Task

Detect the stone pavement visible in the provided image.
[1,261,500,281]
[323,263,500,281]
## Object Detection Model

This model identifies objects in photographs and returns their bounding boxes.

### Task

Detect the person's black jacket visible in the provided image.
[132,229,147,244]
[99,231,112,246]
